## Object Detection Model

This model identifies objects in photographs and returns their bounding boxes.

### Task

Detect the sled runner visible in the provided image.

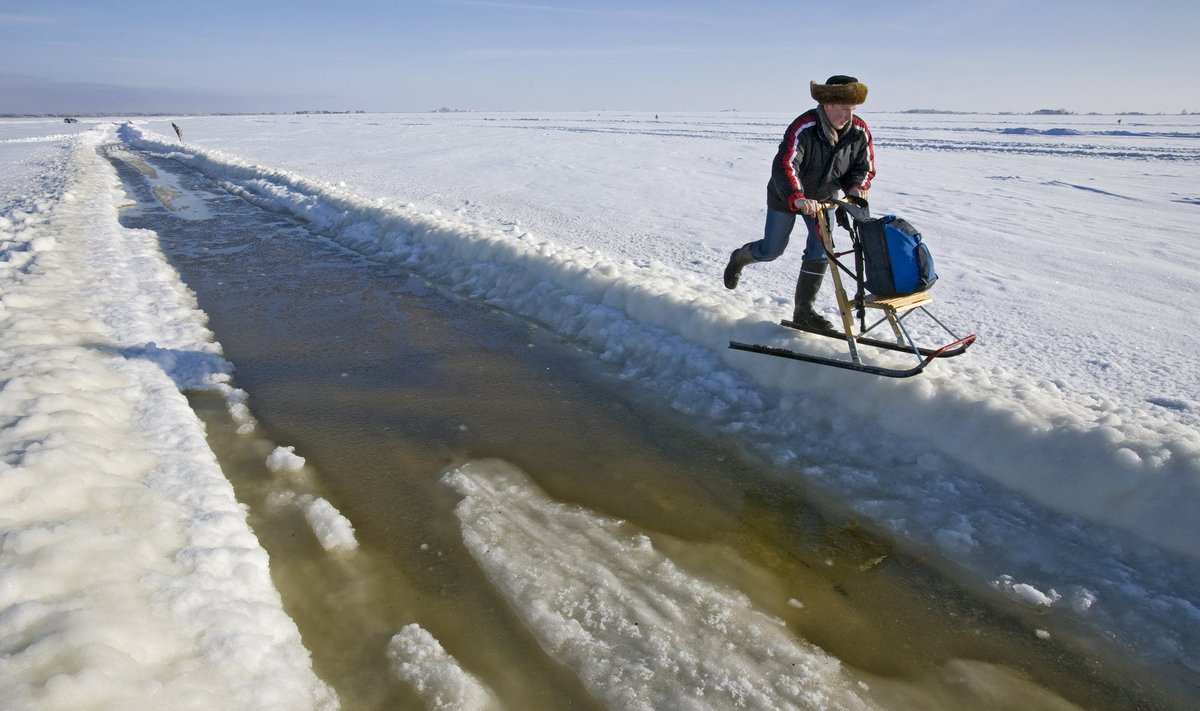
[729,201,976,378]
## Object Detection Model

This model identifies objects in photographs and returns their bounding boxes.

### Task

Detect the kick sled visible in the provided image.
[729,201,976,378]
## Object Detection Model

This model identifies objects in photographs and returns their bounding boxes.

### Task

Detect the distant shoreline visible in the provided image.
[3,109,1196,119]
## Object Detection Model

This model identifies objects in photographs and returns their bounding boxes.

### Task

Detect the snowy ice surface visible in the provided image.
[3,111,1199,705]
[0,124,336,709]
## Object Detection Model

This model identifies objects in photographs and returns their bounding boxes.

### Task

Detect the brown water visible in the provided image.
[106,146,1178,710]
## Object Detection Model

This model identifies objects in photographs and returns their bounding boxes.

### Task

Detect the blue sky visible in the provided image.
[2,0,1197,115]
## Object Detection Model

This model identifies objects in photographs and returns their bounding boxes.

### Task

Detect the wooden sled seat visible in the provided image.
[862,290,933,313]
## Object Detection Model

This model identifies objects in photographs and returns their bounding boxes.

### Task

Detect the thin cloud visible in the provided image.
[461,44,720,60]
[0,12,53,24]
[0,73,325,115]
[439,0,748,28]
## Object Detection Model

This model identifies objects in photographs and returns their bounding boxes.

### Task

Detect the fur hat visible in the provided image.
[810,75,868,105]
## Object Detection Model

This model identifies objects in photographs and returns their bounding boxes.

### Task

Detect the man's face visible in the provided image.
[823,103,857,129]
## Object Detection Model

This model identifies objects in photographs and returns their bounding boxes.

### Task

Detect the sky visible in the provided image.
[2,0,1199,115]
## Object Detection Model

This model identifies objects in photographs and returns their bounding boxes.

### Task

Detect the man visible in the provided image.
[723,75,875,331]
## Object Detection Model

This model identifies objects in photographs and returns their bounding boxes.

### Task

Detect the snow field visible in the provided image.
[4,112,1199,707]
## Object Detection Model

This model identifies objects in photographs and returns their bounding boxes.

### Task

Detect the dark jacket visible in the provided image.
[767,108,875,212]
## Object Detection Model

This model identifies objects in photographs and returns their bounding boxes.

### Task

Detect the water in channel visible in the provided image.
[103,144,1173,711]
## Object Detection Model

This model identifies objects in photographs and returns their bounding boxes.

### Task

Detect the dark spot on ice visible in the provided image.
[999,127,1083,136]
[1146,397,1191,412]
[1044,180,1137,200]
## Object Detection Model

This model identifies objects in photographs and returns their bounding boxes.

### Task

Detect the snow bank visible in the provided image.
[0,125,336,709]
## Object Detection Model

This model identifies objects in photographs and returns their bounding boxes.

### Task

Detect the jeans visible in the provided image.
[747,208,827,264]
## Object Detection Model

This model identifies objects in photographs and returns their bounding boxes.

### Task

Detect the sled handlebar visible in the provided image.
[819,198,869,223]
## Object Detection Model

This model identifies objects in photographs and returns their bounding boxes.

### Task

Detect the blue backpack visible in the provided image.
[856,215,938,296]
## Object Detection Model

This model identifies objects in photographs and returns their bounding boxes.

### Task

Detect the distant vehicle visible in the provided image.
[63,118,79,124]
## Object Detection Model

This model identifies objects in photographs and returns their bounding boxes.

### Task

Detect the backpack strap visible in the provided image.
[833,199,870,331]
[850,222,867,331]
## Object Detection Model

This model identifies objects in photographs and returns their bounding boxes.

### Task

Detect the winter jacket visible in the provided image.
[767,108,875,212]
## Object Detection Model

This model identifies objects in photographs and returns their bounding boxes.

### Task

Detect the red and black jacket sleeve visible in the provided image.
[768,110,819,212]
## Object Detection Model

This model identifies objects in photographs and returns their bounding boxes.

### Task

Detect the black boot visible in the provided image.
[791,260,836,331]
[723,245,755,289]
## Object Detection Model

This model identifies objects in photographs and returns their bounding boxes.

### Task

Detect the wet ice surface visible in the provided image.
[104,146,1172,710]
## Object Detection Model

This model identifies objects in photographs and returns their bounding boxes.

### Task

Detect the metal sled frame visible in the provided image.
[729,202,976,378]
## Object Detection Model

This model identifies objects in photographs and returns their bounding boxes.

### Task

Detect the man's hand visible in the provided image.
[789,195,820,216]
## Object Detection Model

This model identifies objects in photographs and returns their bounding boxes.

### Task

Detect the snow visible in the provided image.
[3,111,1199,706]
[296,495,358,553]
[386,624,495,711]
[993,575,1062,607]
[265,444,306,473]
